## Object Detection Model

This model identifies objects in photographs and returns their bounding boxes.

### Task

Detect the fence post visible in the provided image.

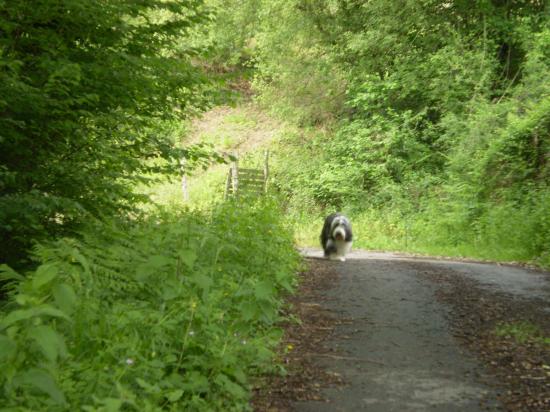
[180,158,189,202]
[263,150,269,193]
[224,168,232,200]
[181,175,189,202]
[231,158,239,196]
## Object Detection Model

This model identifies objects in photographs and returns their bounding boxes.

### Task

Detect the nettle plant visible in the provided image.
[0,200,299,411]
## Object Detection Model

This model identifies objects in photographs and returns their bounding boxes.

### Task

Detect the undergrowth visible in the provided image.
[0,199,299,411]
[271,122,550,269]
[286,200,550,268]
[495,322,550,346]
[219,1,550,270]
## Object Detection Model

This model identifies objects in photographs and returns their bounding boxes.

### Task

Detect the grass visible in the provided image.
[140,100,549,272]
[0,102,305,410]
[186,103,280,156]
[495,322,550,345]
[134,160,227,212]
[285,204,550,270]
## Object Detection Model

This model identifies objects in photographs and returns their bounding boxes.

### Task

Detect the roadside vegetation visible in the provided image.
[206,0,550,268]
[0,201,299,410]
[0,1,299,410]
[495,322,550,346]
[1,0,549,410]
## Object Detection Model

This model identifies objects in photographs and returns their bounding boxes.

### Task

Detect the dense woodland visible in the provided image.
[0,0,549,410]
[207,0,550,266]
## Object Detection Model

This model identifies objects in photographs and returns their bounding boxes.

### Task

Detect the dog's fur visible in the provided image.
[320,213,353,261]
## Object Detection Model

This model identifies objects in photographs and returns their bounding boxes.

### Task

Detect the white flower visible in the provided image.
[125,358,134,366]
[189,330,195,336]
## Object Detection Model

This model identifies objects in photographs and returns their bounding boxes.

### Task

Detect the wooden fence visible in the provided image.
[225,151,269,199]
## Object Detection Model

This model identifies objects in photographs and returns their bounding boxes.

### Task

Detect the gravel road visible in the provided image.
[290,249,550,412]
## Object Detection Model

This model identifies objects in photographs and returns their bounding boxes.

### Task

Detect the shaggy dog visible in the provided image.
[320,213,353,261]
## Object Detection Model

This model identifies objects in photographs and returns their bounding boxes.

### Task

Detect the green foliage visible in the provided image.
[0,200,299,410]
[202,0,262,68]
[0,0,224,268]
[495,322,550,346]
[251,1,347,124]
[224,0,550,267]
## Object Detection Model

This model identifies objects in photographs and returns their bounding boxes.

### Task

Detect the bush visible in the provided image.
[0,200,299,411]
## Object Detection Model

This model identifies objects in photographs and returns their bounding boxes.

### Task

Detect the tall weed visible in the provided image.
[0,200,299,411]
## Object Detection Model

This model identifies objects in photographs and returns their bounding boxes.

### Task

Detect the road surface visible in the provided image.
[291,249,550,412]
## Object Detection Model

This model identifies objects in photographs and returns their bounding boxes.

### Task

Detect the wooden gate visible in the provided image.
[225,151,269,199]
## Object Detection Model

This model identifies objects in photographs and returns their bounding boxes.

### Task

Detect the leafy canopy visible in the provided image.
[0,0,222,267]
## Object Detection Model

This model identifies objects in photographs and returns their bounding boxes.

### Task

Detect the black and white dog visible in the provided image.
[320,213,353,261]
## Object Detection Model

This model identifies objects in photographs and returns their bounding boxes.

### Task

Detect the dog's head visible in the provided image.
[330,215,350,241]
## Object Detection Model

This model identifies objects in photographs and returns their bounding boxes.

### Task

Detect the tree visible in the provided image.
[0,0,216,267]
